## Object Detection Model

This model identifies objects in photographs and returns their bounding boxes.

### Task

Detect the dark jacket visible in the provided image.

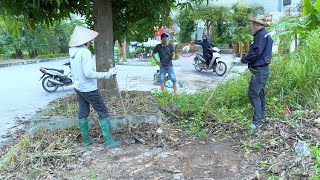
[242,28,273,67]
[195,39,216,57]
[153,43,174,67]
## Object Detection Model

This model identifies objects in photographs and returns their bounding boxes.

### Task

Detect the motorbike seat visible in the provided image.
[45,68,64,74]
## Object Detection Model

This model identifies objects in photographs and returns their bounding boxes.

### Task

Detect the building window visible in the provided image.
[283,0,292,6]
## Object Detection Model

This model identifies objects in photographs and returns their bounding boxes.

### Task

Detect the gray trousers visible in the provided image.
[248,66,270,125]
[74,89,109,119]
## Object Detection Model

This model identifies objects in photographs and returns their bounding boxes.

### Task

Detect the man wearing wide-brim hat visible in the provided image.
[69,26,121,148]
[241,15,273,130]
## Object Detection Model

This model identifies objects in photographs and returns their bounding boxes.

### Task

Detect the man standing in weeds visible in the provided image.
[152,33,177,93]
[69,26,121,148]
[241,15,273,129]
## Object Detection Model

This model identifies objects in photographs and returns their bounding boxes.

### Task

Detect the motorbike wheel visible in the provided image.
[42,76,59,93]
[215,61,227,76]
[153,74,158,84]
[194,58,203,72]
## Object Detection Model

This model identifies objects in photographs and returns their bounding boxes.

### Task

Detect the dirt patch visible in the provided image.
[56,141,257,180]
[0,125,259,179]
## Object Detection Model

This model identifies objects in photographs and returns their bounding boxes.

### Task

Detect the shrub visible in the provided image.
[149,58,158,66]
[126,52,134,59]
[135,48,144,54]
[10,53,17,59]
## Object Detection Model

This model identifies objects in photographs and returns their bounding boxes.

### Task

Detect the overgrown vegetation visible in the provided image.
[0,128,84,178]
[156,29,320,132]
[152,29,320,180]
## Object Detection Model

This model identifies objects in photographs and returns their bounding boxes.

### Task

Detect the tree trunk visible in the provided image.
[125,38,130,54]
[217,21,222,38]
[206,20,210,37]
[15,48,23,59]
[122,37,126,62]
[93,0,118,99]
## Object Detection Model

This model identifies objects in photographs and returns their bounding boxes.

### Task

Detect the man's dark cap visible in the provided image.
[161,33,169,38]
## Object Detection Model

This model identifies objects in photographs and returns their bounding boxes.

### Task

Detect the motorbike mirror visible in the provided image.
[63,62,70,66]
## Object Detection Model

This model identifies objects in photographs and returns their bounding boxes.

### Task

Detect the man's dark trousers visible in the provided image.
[74,89,109,119]
[248,66,270,126]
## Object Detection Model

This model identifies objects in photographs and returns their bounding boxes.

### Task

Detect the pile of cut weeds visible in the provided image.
[0,121,189,179]
[186,109,320,179]
[42,91,160,119]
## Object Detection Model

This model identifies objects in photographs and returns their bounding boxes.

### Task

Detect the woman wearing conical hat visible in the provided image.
[69,26,121,148]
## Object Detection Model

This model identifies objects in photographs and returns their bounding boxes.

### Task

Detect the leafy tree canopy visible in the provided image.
[0,0,210,43]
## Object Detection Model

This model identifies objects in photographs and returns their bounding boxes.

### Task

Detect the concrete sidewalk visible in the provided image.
[0,56,69,68]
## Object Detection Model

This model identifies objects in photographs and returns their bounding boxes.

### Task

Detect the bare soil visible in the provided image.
[55,140,258,180]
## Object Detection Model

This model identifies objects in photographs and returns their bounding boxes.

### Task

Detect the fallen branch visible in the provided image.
[201,62,237,112]
[114,75,146,144]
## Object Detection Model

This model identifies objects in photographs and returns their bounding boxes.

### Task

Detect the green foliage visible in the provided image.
[191,6,230,41]
[311,146,320,179]
[126,52,134,59]
[135,48,144,54]
[0,0,184,45]
[0,18,83,59]
[190,3,263,44]
[37,53,69,59]
[178,10,196,42]
[0,0,89,28]
[269,31,320,108]
[272,0,320,40]
[231,2,264,44]
[112,0,176,43]
[149,58,158,66]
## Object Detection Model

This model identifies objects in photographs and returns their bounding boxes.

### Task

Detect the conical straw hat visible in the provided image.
[69,26,99,47]
[248,15,270,27]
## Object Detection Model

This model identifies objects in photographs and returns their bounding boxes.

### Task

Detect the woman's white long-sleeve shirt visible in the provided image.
[69,45,113,92]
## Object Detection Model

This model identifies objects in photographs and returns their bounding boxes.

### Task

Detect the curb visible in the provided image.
[24,114,162,134]
[0,56,70,68]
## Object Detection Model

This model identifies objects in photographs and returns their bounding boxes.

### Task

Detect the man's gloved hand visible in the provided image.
[109,67,117,76]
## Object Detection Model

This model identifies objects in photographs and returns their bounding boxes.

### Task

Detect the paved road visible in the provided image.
[0,60,74,144]
[0,54,246,145]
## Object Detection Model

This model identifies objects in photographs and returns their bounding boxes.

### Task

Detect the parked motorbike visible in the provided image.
[39,62,72,92]
[153,69,170,85]
[193,47,227,76]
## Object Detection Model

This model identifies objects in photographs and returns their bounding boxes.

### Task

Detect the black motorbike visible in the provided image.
[39,62,73,92]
